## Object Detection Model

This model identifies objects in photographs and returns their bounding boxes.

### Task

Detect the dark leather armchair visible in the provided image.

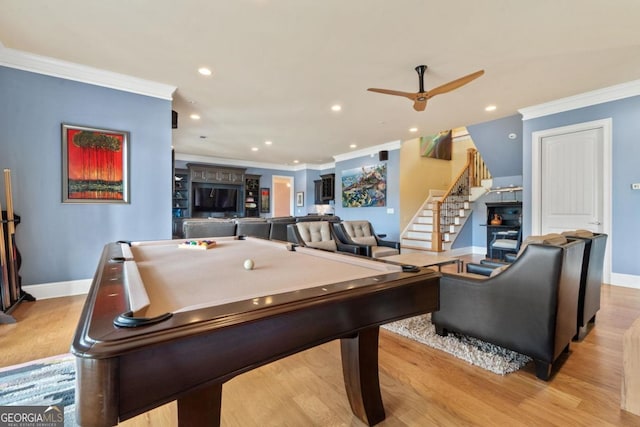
[432,238,585,380]
[333,220,400,258]
[287,222,362,255]
[562,231,607,340]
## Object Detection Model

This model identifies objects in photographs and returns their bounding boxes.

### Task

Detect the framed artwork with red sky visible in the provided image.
[62,124,129,203]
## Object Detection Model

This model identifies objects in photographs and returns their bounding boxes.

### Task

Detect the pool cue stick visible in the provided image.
[0,202,9,311]
[4,169,18,303]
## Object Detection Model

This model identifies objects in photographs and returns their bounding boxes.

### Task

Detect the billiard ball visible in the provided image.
[243,259,255,270]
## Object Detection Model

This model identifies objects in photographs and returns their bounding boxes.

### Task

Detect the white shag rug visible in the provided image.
[382,314,532,375]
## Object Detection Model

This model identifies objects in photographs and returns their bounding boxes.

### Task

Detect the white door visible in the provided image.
[531,118,611,282]
[540,127,603,233]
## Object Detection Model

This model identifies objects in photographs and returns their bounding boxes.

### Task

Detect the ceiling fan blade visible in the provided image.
[427,70,485,98]
[413,99,427,111]
[367,88,417,101]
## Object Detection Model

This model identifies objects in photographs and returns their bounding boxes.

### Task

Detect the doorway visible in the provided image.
[272,175,294,217]
[531,118,611,282]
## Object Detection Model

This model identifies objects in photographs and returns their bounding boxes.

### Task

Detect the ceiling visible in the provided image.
[1,0,640,167]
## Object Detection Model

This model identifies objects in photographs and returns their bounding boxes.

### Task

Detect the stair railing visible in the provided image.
[431,148,490,251]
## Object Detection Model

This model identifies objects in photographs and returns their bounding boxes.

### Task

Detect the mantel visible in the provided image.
[187,163,246,184]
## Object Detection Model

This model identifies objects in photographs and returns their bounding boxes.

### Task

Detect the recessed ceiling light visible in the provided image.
[349,144,357,149]
[198,67,212,76]
[331,104,342,112]
[264,140,273,145]
[409,127,418,133]
[485,105,497,112]
[251,147,259,152]
[190,114,201,120]
[293,160,299,164]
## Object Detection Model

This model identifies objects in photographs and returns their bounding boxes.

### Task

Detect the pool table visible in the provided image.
[71,237,439,426]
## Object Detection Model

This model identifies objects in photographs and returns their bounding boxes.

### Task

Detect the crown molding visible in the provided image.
[176,141,403,172]
[519,79,640,120]
[332,140,402,163]
[0,46,176,100]
[174,152,335,172]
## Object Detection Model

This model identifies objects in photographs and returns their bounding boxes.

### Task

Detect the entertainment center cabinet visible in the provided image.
[172,164,262,237]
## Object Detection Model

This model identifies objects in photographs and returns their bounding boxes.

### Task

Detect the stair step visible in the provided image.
[416,216,433,224]
[401,238,432,250]
[422,209,434,217]
[406,230,432,240]
[411,223,433,232]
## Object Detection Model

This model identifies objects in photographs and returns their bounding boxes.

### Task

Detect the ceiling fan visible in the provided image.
[367,65,484,111]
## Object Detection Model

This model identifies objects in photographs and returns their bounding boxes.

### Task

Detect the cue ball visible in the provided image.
[243,259,255,270]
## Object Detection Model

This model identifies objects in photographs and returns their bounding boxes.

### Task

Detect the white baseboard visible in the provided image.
[610,273,640,290]
[23,279,91,300]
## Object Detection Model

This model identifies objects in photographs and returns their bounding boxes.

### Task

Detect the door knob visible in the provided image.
[588,221,601,225]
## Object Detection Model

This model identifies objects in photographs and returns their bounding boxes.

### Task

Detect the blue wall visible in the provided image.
[467,114,524,178]
[334,150,400,240]
[522,96,640,276]
[0,66,172,285]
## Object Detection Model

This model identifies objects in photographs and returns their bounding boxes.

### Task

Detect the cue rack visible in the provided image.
[0,169,34,324]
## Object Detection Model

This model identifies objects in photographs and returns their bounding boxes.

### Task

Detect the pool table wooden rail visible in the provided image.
[72,241,440,426]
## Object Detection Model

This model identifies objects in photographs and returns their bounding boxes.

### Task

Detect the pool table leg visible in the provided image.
[340,326,386,426]
[177,382,223,427]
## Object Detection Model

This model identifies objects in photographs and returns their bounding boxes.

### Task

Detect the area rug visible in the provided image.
[383,314,532,375]
[0,353,75,426]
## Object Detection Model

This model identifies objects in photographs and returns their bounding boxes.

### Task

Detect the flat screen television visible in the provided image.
[193,186,239,212]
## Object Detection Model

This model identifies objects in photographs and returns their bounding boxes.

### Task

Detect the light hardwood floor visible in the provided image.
[2,259,640,426]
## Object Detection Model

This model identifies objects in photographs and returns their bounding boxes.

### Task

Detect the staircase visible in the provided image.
[401,148,491,253]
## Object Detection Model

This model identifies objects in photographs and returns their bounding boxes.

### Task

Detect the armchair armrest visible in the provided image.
[504,253,518,262]
[376,238,401,250]
[332,223,373,256]
[335,241,365,255]
[465,263,498,276]
[480,259,510,267]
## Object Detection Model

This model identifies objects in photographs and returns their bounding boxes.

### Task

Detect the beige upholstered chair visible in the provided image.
[333,220,400,258]
[287,222,361,254]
